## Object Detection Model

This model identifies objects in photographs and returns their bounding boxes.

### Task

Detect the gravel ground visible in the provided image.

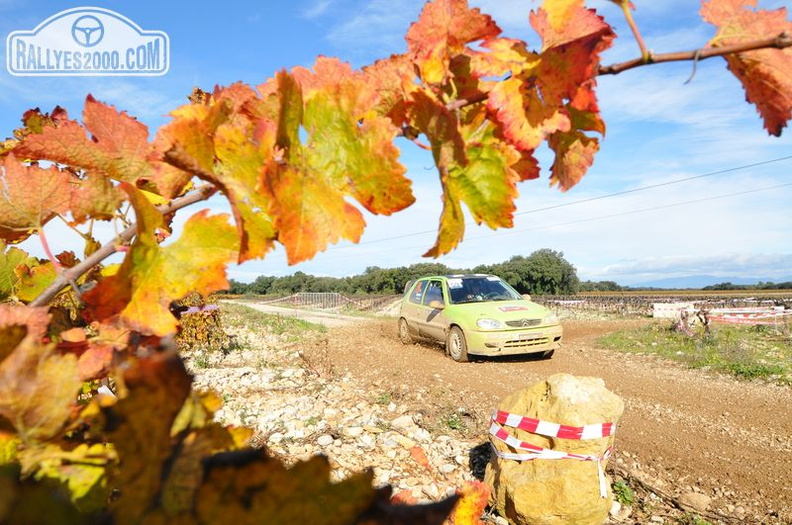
[185,304,792,524]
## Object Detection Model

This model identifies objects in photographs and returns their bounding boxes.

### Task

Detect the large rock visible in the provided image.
[485,373,624,525]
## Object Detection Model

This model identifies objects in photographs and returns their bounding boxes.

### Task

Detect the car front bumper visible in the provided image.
[464,324,563,356]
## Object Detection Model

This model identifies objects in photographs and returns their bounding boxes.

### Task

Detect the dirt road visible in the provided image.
[305,316,792,523]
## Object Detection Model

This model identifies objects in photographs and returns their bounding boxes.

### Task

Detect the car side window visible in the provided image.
[409,280,426,305]
[423,280,444,306]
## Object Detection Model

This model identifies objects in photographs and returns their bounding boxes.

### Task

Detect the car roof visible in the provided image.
[415,274,496,280]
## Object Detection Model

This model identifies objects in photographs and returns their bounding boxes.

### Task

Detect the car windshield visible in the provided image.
[447,277,523,305]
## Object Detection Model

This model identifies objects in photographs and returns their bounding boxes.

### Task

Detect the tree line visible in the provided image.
[223,249,581,296]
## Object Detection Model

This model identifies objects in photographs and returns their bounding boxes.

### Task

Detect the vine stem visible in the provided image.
[616,0,650,63]
[29,184,218,308]
[599,32,792,75]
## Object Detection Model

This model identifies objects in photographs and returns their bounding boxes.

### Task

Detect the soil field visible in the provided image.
[301,314,792,524]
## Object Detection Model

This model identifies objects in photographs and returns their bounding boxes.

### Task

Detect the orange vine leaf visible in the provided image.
[701,0,792,136]
[406,0,501,85]
[0,155,71,244]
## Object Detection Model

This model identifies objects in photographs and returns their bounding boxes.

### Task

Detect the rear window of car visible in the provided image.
[409,280,426,304]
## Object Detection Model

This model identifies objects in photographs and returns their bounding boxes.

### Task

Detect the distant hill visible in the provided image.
[629,275,792,290]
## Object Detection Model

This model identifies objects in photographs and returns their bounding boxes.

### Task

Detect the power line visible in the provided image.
[327,154,792,249]
[311,179,792,263]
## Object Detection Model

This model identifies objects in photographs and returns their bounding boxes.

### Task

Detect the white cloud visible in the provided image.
[324,0,420,57]
[302,0,333,19]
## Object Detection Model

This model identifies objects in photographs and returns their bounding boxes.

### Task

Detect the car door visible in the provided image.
[416,279,447,342]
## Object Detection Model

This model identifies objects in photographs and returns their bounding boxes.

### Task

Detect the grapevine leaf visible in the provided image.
[0,155,72,243]
[84,184,239,336]
[196,450,376,525]
[701,0,792,136]
[103,350,192,525]
[449,481,490,525]
[487,76,571,152]
[405,0,501,84]
[69,174,124,224]
[211,84,279,263]
[407,89,467,257]
[15,96,147,183]
[0,465,87,525]
[453,112,524,227]
[471,38,538,78]
[265,58,413,264]
[0,305,80,442]
[155,90,234,177]
[548,107,603,191]
[22,442,111,513]
[76,344,114,382]
[0,243,36,300]
[411,92,525,256]
[361,54,415,126]
[531,2,615,110]
[14,261,57,303]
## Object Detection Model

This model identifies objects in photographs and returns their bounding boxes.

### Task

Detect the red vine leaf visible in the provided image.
[701,0,792,136]
[0,155,72,243]
[406,0,501,84]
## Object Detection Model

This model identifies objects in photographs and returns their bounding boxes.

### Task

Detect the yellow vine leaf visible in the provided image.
[196,451,376,525]
[0,242,36,300]
[0,305,80,443]
[14,261,57,303]
[84,184,239,336]
[448,481,490,525]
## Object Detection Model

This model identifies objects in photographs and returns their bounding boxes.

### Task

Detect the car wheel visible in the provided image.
[398,318,414,344]
[447,326,469,362]
[542,349,555,359]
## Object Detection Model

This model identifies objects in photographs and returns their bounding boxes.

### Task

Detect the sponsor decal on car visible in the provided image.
[499,305,528,312]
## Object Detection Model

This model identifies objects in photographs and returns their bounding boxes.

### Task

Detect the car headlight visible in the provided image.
[477,318,502,329]
[543,312,559,324]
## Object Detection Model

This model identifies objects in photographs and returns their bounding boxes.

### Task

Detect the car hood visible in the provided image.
[451,300,550,321]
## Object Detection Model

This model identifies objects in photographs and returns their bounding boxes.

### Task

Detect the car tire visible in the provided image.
[447,326,469,362]
[542,349,555,359]
[398,318,414,344]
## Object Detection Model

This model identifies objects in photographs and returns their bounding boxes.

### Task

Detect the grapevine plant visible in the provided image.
[0,0,790,523]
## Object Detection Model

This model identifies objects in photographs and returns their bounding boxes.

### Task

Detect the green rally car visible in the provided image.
[398,274,562,362]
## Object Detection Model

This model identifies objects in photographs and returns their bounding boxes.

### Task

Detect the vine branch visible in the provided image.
[29,184,218,307]
[598,32,792,75]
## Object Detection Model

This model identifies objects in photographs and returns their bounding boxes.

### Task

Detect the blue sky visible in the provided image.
[1,0,790,286]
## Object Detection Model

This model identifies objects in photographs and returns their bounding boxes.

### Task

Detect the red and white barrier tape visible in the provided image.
[491,410,616,440]
[489,412,615,498]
